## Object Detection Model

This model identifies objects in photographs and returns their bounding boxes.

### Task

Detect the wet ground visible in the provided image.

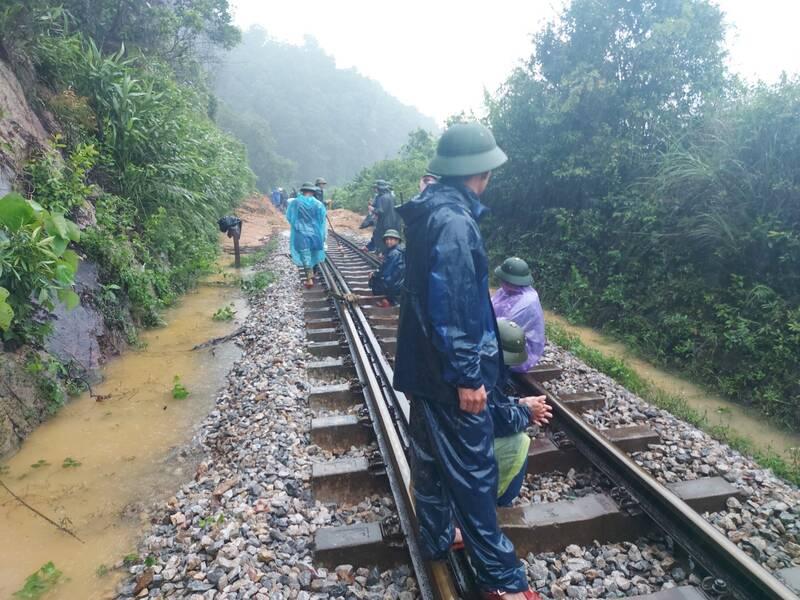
[545,311,800,458]
[0,263,248,598]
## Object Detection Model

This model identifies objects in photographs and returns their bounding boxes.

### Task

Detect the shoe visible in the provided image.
[482,591,542,600]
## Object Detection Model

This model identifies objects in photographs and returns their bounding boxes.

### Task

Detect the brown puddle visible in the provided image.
[546,311,800,458]
[0,265,247,599]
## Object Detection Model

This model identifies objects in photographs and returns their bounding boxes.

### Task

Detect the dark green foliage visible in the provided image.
[2,0,239,78]
[484,0,800,427]
[336,129,436,213]
[215,28,436,187]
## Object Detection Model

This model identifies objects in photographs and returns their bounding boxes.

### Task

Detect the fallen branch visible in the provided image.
[192,327,245,351]
[0,479,84,543]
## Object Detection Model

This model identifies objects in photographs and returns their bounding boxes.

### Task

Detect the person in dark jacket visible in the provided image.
[369,229,405,307]
[371,180,401,254]
[394,122,540,600]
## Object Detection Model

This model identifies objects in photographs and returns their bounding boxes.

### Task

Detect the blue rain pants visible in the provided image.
[409,394,529,593]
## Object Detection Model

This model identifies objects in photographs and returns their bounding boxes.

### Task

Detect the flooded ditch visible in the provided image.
[546,311,800,458]
[0,266,248,599]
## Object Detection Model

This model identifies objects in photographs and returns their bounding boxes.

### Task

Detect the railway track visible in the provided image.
[304,231,799,600]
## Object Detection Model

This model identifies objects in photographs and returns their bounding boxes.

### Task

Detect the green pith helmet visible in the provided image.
[428,122,507,177]
[315,177,327,186]
[375,179,390,191]
[497,318,527,367]
[383,229,402,241]
[494,256,532,287]
[299,182,317,193]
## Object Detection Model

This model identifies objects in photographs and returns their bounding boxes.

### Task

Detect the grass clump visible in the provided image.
[546,322,800,486]
[212,304,236,321]
[13,561,62,599]
[241,272,275,293]
[171,376,189,400]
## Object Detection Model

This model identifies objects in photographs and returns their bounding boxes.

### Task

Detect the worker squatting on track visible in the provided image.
[490,319,552,507]
[492,256,546,373]
[393,122,543,600]
[368,229,406,307]
[285,182,327,288]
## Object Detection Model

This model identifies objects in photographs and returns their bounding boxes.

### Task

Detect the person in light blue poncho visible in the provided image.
[286,182,327,288]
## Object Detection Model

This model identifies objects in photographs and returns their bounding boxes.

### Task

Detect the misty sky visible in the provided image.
[229,0,800,123]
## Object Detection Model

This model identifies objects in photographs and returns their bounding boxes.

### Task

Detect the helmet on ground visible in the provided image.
[299,182,317,193]
[383,229,402,241]
[315,177,327,186]
[497,318,527,367]
[494,256,532,286]
[428,122,507,177]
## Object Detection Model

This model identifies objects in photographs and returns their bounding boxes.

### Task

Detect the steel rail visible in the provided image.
[319,246,461,600]
[515,374,797,600]
[327,233,480,599]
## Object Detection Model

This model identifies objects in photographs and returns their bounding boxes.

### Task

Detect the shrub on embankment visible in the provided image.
[1,4,253,340]
[483,0,800,428]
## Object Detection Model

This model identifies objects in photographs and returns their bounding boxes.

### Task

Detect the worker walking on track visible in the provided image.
[394,122,540,600]
[285,182,327,288]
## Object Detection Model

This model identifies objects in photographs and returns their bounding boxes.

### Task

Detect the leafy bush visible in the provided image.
[0,193,80,342]
[482,0,800,428]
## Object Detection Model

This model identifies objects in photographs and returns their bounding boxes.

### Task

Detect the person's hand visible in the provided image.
[520,395,552,426]
[458,386,487,414]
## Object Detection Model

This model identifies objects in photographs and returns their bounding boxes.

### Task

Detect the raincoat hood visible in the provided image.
[397,182,489,227]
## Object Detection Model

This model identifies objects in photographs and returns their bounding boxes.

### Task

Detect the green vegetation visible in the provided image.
[242,272,275,293]
[0,193,81,343]
[547,322,800,486]
[13,561,62,599]
[215,28,436,189]
[336,129,437,213]
[212,305,236,321]
[30,459,49,469]
[0,1,253,346]
[478,0,800,428]
[61,457,81,468]
[240,236,279,268]
[171,376,189,400]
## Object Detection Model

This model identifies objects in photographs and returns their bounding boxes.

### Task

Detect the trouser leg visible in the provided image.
[411,395,528,592]
[496,455,529,507]
[409,400,455,559]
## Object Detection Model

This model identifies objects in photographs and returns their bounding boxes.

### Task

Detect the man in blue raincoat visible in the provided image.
[394,122,541,600]
[369,229,405,307]
[285,182,326,288]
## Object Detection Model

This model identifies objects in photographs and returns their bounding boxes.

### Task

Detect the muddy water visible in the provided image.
[0,270,247,599]
[546,311,800,457]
